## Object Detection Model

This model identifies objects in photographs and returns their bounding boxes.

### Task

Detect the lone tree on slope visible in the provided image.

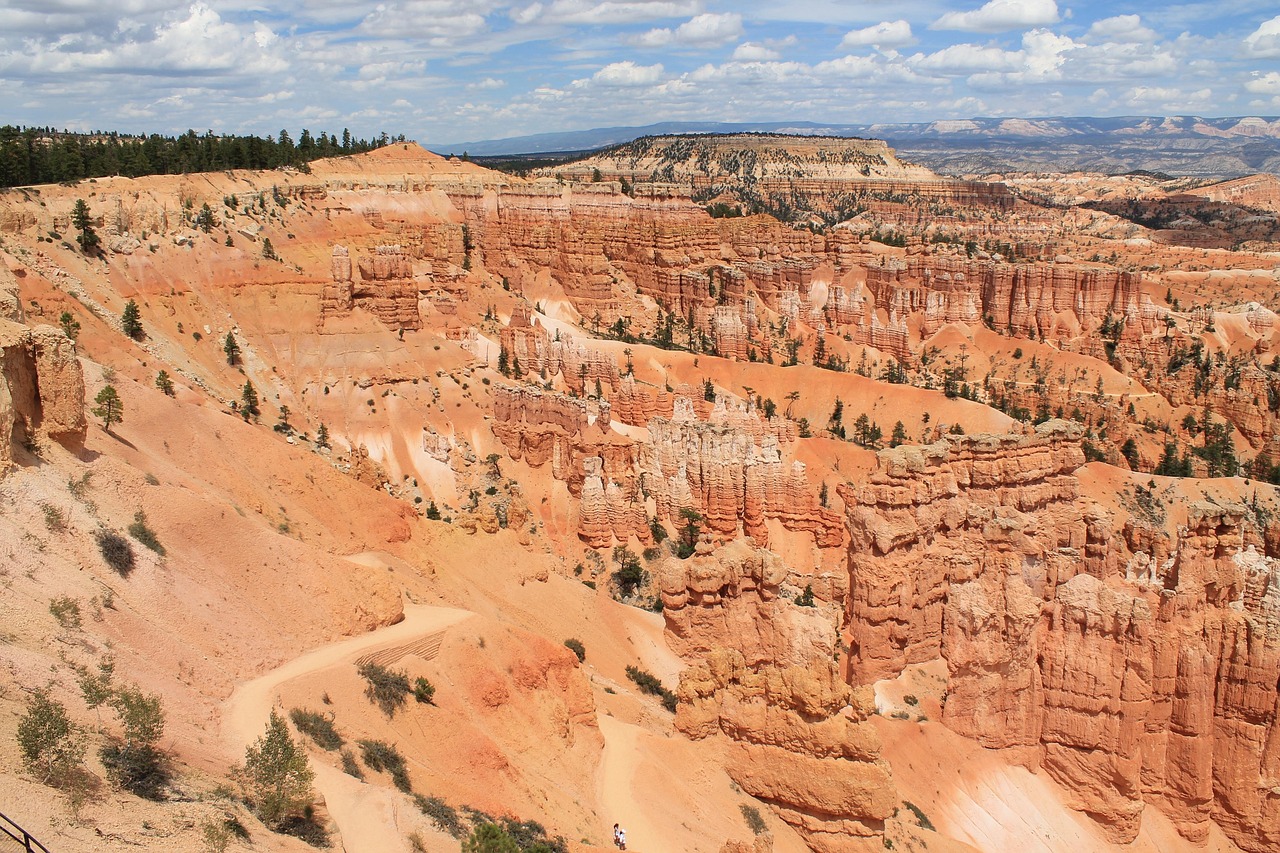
[224,332,241,365]
[72,199,100,255]
[121,299,143,340]
[93,385,124,431]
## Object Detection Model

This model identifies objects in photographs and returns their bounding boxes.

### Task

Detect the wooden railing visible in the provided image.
[0,811,51,853]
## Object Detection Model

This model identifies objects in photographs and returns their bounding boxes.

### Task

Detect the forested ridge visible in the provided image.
[0,126,407,188]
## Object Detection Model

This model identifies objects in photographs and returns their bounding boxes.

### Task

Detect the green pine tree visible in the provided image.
[121,299,143,340]
[93,385,124,431]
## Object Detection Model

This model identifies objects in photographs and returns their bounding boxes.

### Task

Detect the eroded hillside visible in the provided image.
[1,139,1279,853]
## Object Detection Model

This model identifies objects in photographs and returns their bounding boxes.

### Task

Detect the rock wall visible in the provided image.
[322,244,421,330]
[839,422,1280,850]
[0,317,87,471]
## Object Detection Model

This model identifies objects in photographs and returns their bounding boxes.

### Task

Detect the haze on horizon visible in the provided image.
[3,0,1280,145]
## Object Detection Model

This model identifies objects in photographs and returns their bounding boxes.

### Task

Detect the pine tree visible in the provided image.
[155,370,175,396]
[72,198,100,254]
[241,710,314,828]
[240,381,260,422]
[121,299,143,340]
[315,423,330,449]
[93,385,124,431]
[59,311,81,341]
[224,332,240,365]
[890,421,908,448]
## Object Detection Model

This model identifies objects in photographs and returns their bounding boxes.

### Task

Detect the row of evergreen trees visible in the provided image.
[0,126,406,189]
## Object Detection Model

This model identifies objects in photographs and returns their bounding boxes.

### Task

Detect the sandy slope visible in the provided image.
[222,588,473,852]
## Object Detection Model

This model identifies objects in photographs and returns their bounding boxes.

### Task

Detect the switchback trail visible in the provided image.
[223,600,473,853]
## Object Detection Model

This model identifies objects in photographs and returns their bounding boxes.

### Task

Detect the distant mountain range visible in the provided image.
[428,116,1280,178]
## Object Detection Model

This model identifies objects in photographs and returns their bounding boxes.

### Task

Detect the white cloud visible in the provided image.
[732,42,779,61]
[1244,14,1280,58]
[467,77,506,90]
[1085,15,1156,44]
[840,20,914,50]
[522,0,699,26]
[637,12,742,47]
[932,0,1059,33]
[15,3,288,77]
[589,60,664,86]
[1246,72,1280,95]
[358,2,488,40]
[915,43,1022,74]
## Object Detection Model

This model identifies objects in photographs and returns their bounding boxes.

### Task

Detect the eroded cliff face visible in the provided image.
[667,541,895,852]
[838,423,1280,851]
[0,314,87,471]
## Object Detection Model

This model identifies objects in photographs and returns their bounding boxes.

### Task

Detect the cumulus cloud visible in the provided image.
[1246,71,1280,95]
[732,42,779,61]
[15,3,288,77]
[1244,15,1280,58]
[840,20,914,50]
[1085,15,1156,44]
[637,12,743,47]
[589,60,664,86]
[518,0,699,26]
[932,0,1059,33]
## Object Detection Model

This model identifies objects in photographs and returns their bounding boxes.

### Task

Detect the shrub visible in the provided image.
[96,529,136,576]
[412,677,435,705]
[128,510,165,555]
[795,584,816,607]
[241,711,314,829]
[414,794,465,838]
[49,596,82,630]
[903,694,918,706]
[358,662,411,717]
[357,738,411,792]
[740,803,767,835]
[903,801,935,832]
[289,709,343,751]
[339,749,363,779]
[100,685,168,799]
[41,503,67,533]
[625,665,678,712]
[17,690,86,787]
[563,638,585,663]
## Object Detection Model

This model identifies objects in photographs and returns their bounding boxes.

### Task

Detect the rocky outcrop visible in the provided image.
[322,244,421,330]
[0,318,87,471]
[678,648,896,852]
[838,421,1280,849]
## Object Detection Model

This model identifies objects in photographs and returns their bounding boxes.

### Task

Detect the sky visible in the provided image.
[2,0,1280,145]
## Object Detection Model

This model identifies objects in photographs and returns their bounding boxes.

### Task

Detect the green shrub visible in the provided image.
[17,690,86,787]
[903,801,935,832]
[96,528,135,576]
[101,685,168,800]
[740,803,767,835]
[563,638,585,663]
[414,794,465,838]
[128,510,165,555]
[49,596,82,630]
[358,739,412,792]
[339,749,363,780]
[412,677,436,705]
[625,665,677,712]
[289,709,343,751]
[358,662,411,717]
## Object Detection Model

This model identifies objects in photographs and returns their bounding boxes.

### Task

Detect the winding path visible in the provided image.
[222,601,473,853]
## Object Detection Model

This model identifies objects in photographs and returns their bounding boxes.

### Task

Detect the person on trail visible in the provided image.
[618,827,626,850]
[613,824,620,847]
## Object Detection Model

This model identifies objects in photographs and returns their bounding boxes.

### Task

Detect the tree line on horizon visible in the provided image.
[0,126,408,189]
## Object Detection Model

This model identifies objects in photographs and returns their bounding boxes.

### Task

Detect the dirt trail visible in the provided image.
[223,599,473,853]
[597,714,665,853]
